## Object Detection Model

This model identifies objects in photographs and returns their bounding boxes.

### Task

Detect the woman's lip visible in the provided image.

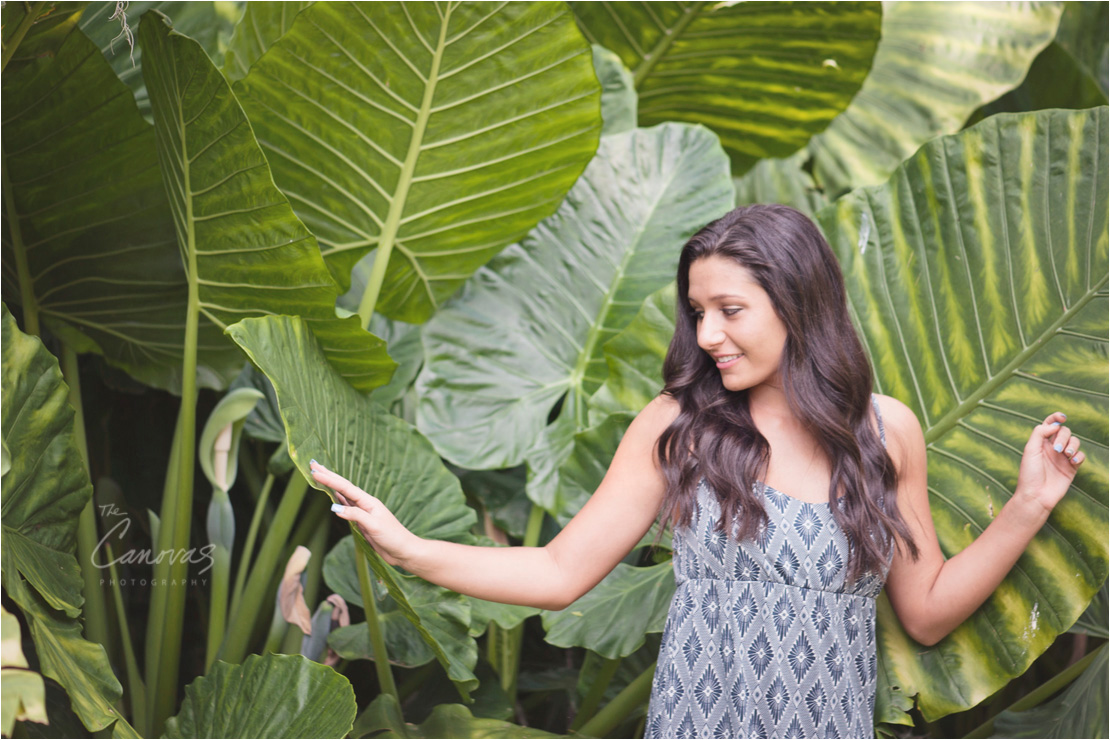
[715,354,742,368]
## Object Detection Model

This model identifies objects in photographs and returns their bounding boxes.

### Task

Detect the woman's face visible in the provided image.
[687,255,788,393]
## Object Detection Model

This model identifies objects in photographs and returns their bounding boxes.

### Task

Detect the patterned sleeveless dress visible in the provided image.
[645,400,889,739]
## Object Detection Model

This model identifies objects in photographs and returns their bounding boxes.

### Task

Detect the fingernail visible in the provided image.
[310,459,318,466]
[1060,414,1067,420]
[1072,456,1081,464]
[1054,444,1063,453]
[1051,421,1061,426]
[330,503,344,513]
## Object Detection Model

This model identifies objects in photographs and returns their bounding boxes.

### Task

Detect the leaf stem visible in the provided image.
[219,471,310,663]
[105,543,147,732]
[61,345,112,654]
[0,2,46,73]
[1,141,39,336]
[571,655,622,730]
[579,661,655,738]
[357,545,400,703]
[964,645,1103,738]
[229,472,275,620]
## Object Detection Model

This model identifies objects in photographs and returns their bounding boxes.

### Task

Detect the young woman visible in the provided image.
[310,205,1084,738]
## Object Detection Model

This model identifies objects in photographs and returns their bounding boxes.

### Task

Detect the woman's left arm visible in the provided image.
[881,397,1084,646]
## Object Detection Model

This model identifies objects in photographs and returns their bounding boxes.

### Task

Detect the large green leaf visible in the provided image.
[79,1,243,118]
[139,10,394,392]
[235,2,602,323]
[819,107,1108,720]
[570,1,881,175]
[732,150,830,219]
[1,306,88,618]
[992,643,1109,738]
[162,653,356,738]
[0,6,238,392]
[222,1,313,83]
[807,1,1063,196]
[416,124,733,509]
[542,562,673,660]
[1055,0,1109,97]
[967,1,1109,125]
[226,314,480,696]
[0,306,130,735]
[355,694,564,740]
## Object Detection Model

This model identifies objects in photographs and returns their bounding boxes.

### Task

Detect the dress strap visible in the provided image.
[870,394,886,447]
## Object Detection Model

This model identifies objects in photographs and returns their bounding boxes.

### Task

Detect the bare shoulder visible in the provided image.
[872,394,925,463]
[638,393,681,430]
[620,394,681,446]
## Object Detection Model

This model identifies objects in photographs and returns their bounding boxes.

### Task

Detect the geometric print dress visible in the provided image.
[645,399,889,739]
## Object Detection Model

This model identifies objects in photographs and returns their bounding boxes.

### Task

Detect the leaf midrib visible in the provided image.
[632,2,703,88]
[924,274,1109,445]
[357,3,452,324]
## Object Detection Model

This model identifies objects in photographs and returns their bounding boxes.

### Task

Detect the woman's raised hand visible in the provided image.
[309,460,420,567]
[1013,411,1085,517]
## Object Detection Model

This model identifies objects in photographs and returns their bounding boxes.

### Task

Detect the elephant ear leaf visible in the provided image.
[234,2,603,323]
[807,2,1063,195]
[818,107,1109,721]
[163,653,356,738]
[570,1,882,174]
[139,10,395,393]
[227,315,480,698]
[0,306,132,735]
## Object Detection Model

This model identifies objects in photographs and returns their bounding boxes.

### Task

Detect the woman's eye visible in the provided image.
[689,310,703,321]
[722,307,741,317]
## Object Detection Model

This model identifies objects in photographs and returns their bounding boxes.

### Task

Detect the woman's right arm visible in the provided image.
[310,394,680,611]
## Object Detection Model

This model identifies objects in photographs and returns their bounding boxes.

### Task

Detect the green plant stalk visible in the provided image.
[964,645,1103,739]
[356,544,400,703]
[571,655,622,730]
[204,538,232,670]
[2,143,39,336]
[61,345,112,653]
[230,472,274,619]
[579,661,656,738]
[147,238,202,735]
[141,406,183,738]
[105,543,146,733]
[0,1,46,73]
[219,472,310,663]
[498,504,547,705]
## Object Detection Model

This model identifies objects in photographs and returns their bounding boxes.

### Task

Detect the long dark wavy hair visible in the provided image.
[655,204,917,580]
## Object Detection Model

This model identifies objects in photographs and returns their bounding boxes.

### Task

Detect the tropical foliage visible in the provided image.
[1,2,1105,739]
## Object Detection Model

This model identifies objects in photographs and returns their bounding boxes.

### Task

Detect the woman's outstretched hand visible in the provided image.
[309,460,420,567]
[1014,411,1085,517]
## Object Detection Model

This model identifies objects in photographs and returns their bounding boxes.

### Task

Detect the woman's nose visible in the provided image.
[697,315,723,350]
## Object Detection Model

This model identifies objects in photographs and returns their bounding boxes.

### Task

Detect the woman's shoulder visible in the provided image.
[870,393,925,459]
[637,393,682,429]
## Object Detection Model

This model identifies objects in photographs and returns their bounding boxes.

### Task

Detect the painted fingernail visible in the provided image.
[1054,444,1063,453]
[1060,413,1067,420]
[1051,421,1061,426]
[1072,456,1081,464]
[330,503,344,513]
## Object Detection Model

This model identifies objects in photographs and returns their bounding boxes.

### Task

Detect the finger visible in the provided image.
[309,461,370,504]
[1069,450,1086,466]
[329,502,374,532]
[1062,436,1082,460]
[1036,412,1068,437]
[1050,427,1073,456]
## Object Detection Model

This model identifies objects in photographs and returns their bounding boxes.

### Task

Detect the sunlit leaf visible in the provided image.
[236,2,602,322]
[571,1,881,174]
[820,107,1108,721]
